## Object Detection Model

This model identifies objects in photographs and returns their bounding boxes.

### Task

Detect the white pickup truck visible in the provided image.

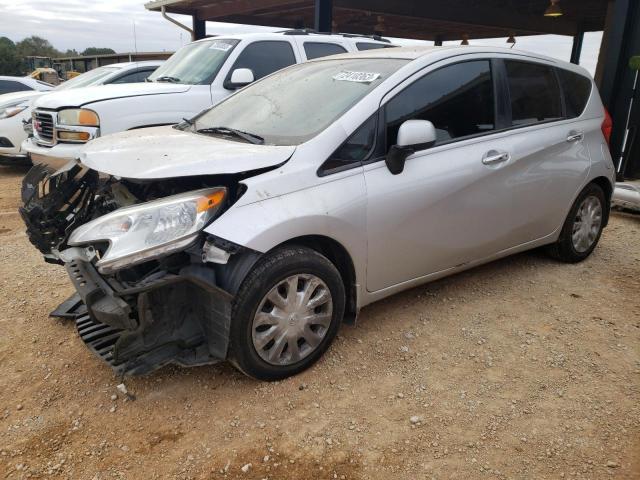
[24,30,393,169]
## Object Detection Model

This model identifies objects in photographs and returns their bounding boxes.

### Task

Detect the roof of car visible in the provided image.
[307,45,591,76]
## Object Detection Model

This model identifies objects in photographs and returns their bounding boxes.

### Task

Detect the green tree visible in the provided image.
[16,36,61,58]
[0,37,22,75]
[64,49,79,56]
[81,47,116,56]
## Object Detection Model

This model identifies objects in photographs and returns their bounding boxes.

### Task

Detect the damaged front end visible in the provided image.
[20,163,260,375]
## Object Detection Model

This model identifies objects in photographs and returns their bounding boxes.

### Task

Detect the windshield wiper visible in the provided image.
[154,75,182,83]
[196,126,264,145]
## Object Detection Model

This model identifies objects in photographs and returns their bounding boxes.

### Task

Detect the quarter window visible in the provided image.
[356,42,392,51]
[227,41,296,85]
[110,69,155,84]
[385,60,495,147]
[320,115,377,174]
[505,60,562,126]
[304,42,348,60]
[557,68,592,118]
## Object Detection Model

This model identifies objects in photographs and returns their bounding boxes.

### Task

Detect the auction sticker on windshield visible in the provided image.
[209,40,234,51]
[333,71,381,83]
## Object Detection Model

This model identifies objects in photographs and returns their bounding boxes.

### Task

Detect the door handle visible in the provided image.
[566,130,584,142]
[482,150,510,165]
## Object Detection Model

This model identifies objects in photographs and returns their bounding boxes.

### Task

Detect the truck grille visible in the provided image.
[33,110,55,145]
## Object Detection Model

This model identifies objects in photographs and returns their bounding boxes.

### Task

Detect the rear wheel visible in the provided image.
[547,183,606,262]
[228,246,345,381]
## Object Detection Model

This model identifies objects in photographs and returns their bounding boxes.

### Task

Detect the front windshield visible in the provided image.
[193,58,408,145]
[55,67,119,91]
[148,39,239,85]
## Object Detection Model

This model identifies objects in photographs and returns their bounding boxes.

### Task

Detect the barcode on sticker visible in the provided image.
[209,41,233,51]
[333,71,381,83]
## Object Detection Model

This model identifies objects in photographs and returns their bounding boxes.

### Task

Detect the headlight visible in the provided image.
[57,108,100,127]
[0,104,28,120]
[69,187,226,273]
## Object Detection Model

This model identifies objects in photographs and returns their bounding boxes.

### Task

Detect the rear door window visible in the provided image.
[304,42,347,60]
[226,41,296,84]
[557,68,592,118]
[504,60,563,126]
[0,80,32,94]
[385,60,495,147]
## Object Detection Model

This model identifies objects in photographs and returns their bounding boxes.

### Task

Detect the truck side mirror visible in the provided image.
[226,68,255,90]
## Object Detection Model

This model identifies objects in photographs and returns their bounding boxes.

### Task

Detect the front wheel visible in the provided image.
[547,183,606,263]
[228,246,345,381]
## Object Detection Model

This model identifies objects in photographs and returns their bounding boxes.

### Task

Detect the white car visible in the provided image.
[0,62,162,163]
[21,46,614,380]
[24,31,393,169]
[0,76,53,95]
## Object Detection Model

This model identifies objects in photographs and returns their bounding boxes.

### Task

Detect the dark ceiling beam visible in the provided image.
[333,0,579,36]
[195,0,306,20]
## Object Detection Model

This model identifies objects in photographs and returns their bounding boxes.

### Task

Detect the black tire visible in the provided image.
[547,182,606,263]
[228,245,345,381]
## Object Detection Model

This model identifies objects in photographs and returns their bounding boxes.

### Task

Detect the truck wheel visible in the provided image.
[547,183,606,263]
[228,246,345,381]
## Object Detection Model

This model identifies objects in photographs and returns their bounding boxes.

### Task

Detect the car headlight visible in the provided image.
[57,108,100,127]
[0,104,28,120]
[69,187,226,273]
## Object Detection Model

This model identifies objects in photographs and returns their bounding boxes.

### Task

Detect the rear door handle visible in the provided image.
[482,150,510,165]
[566,130,584,142]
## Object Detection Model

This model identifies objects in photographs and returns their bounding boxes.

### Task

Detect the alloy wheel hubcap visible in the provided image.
[252,274,333,366]
[572,195,602,253]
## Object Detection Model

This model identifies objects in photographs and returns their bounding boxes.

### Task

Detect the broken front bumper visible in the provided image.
[56,252,234,376]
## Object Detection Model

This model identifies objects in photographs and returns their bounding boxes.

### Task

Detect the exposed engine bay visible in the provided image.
[19,163,265,375]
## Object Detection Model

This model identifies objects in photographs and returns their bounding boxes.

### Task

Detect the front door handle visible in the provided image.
[482,150,510,165]
[566,130,584,142]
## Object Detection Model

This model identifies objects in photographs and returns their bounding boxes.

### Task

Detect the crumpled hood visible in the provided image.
[79,126,295,179]
[34,82,191,109]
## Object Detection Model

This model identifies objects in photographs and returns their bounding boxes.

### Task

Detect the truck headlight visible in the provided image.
[57,108,100,127]
[69,188,226,273]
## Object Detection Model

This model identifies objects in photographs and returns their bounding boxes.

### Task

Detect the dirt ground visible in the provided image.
[0,164,638,480]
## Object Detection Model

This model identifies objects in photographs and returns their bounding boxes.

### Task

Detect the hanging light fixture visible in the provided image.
[507,32,516,44]
[461,34,469,46]
[544,0,563,17]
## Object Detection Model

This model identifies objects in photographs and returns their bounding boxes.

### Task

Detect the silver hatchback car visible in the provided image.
[21,46,615,380]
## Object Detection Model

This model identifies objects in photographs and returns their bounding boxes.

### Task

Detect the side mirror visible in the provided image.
[227,68,255,89]
[386,120,437,175]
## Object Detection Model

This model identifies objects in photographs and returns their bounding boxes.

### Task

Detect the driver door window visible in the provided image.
[384,60,495,148]
[225,41,296,87]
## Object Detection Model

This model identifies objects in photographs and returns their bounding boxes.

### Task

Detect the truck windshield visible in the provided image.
[55,67,119,91]
[148,39,239,85]
[192,58,408,146]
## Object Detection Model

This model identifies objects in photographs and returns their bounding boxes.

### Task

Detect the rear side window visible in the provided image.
[356,42,390,51]
[385,60,495,147]
[227,41,296,82]
[505,60,562,126]
[0,80,32,94]
[557,68,592,118]
[304,42,347,60]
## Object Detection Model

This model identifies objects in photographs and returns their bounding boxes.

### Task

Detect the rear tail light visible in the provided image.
[601,108,612,146]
